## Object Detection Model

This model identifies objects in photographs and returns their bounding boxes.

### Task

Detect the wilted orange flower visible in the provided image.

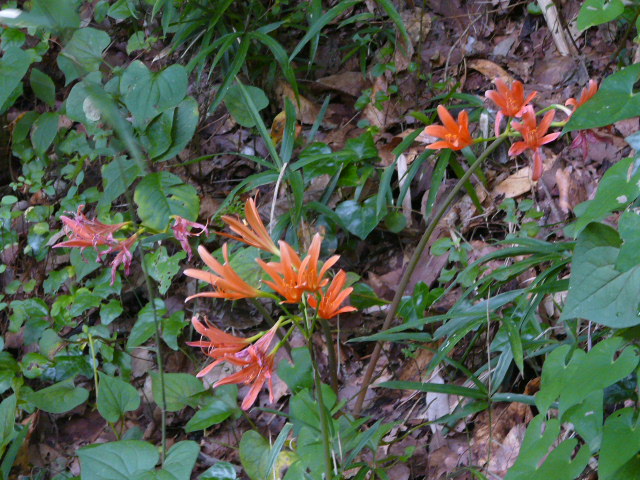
[220,198,280,256]
[187,315,250,378]
[257,241,304,303]
[566,79,598,112]
[308,270,357,319]
[213,324,279,410]
[184,244,263,301]
[424,105,473,151]
[509,106,561,181]
[485,78,537,136]
[53,205,127,250]
[101,232,139,285]
[171,216,208,260]
[297,233,339,292]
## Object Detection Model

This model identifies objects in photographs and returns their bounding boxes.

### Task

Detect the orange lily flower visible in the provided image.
[308,270,357,319]
[297,233,339,292]
[565,79,598,112]
[187,315,250,378]
[509,106,561,181]
[257,241,304,303]
[423,105,474,151]
[219,198,280,256]
[184,244,263,301]
[485,78,537,136]
[213,324,279,410]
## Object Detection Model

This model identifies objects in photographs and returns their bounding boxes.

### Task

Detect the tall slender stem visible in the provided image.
[353,136,506,415]
[309,339,334,478]
[320,317,339,395]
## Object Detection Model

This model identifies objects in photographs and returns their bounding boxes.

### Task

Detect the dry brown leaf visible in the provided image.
[555,167,571,213]
[316,72,367,97]
[468,59,514,83]
[493,155,555,199]
[277,82,321,125]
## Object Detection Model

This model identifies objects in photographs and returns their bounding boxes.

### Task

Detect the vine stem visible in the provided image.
[353,136,507,415]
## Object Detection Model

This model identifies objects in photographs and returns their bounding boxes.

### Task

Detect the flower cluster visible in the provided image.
[424,78,600,181]
[184,197,356,409]
[53,206,137,284]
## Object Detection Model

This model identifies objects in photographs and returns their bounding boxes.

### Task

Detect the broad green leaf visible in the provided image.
[57,27,110,84]
[69,241,101,281]
[163,441,200,480]
[4,0,80,33]
[97,373,141,423]
[565,63,640,132]
[600,408,640,480]
[185,386,238,433]
[64,73,102,124]
[561,222,640,327]
[134,171,199,231]
[277,348,313,394]
[536,338,638,415]
[100,300,122,325]
[335,198,383,240]
[223,84,269,128]
[0,46,32,113]
[99,156,144,209]
[151,372,204,412]
[571,157,640,235]
[30,68,55,106]
[126,31,147,54]
[78,440,159,480]
[577,0,624,30]
[199,462,237,480]
[143,247,186,295]
[616,211,640,270]
[143,110,173,158]
[27,379,89,414]
[161,311,187,351]
[239,430,272,480]
[0,394,16,455]
[152,97,199,162]
[504,416,590,480]
[120,61,188,128]
[127,299,165,349]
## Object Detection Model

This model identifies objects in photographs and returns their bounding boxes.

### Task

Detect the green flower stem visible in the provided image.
[353,135,507,415]
[320,316,339,395]
[309,335,334,479]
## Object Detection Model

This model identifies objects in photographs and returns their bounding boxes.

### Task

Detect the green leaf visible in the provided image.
[143,247,186,295]
[78,440,159,480]
[277,348,313,394]
[571,157,640,235]
[143,110,173,158]
[161,311,187,351]
[199,462,237,480]
[335,198,383,240]
[185,386,238,433]
[151,372,204,412]
[577,0,624,30]
[69,242,101,281]
[100,300,123,325]
[100,156,144,209]
[97,373,141,423]
[134,171,199,231]
[127,299,166,349]
[561,222,640,327]
[152,97,199,162]
[536,338,638,416]
[600,408,640,480]
[0,394,16,456]
[565,63,640,132]
[120,61,188,128]
[163,441,200,480]
[126,31,148,54]
[57,27,111,84]
[0,47,32,113]
[380,381,487,400]
[30,68,56,106]
[223,84,269,128]
[616,211,640,271]
[239,430,272,480]
[5,0,80,33]
[504,416,590,480]
[27,379,90,414]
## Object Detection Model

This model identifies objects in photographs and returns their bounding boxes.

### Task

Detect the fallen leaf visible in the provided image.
[277,82,321,125]
[468,59,514,83]
[316,72,367,97]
